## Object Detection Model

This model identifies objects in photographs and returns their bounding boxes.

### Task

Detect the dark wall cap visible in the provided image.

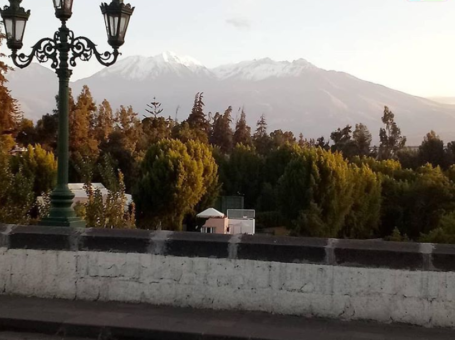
[80,228,152,254]
[164,232,231,258]
[432,244,455,272]
[237,235,328,264]
[1,225,455,272]
[9,225,74,251]
[334,239,424,270]
[0,224,14,248]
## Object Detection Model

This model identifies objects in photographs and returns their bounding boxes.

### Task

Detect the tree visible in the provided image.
[99,131,138,192]
[352,123,372,157]
[418,131,446,168]
[378,106,406,160]
[93,99,114,144]
[270,129,296,149]
[233,108,252,147]
[0,152,34,224]
[187,92,209,142]
[134,139,215,230]
[277,148,354,237]
[146,97,164,118]
[224,144,264,208]
[70,85,98,156]
[341,164,382,239]
[253,114,271,154]
[186,141,220,219]
[114,105,142,155]
[11,144,57,197]
[388,165,455,239]
[16,118,38,147]
[210,106,234,154]
[77,155,135,229]
[0,27,21,150]
[330,125,355,157]
[314,136,330,150]
[142,115,173,147]
[263,143,302,186]
[35,112,58,151]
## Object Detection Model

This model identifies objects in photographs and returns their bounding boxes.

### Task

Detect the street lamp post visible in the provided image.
[0,0,134,227]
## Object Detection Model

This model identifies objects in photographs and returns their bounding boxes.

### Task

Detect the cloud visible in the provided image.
[226,18,251,30]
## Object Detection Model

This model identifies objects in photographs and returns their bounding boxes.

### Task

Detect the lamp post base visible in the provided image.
[38,187,86,228]
[39,216,86,228]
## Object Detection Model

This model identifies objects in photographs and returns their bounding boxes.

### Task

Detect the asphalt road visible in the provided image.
[0,332,93,340]
[0,296,453,340]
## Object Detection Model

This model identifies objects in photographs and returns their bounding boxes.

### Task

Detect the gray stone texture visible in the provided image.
[0,225,455,328]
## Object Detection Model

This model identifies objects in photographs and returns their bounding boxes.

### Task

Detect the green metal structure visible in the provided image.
[0,0,135,227]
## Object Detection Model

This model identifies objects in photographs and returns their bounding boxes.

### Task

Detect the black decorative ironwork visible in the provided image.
[69,35,119,67]
[10,28,119,69]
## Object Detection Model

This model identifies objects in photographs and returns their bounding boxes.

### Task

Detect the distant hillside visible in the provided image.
[429,97,455,105]
[6,52,455,144]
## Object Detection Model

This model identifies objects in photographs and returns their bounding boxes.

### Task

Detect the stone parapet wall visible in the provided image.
[0,225,454,327]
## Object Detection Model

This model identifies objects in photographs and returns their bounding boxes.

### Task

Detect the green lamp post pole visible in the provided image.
[0,0,134,227]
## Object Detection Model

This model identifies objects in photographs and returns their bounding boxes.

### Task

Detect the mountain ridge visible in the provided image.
[6,52,455,144]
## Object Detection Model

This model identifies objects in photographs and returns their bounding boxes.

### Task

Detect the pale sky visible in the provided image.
[3,0,455,97]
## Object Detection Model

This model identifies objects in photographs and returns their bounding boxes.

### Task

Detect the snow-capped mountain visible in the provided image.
[213,58,316,81]
[98,52,213,81]
[6,52,455,144]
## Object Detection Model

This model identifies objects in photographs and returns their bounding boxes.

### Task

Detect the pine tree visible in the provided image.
[146,97,164,118]
[210,106,234,154]
[378,106,406,160]
[352,123,372,157]
[233,108,252,146]
[187,92,209,140]
[253,114,271,154]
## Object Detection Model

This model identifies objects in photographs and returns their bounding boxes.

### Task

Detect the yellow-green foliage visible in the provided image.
[134,139,218,230]
[12,144,57,196]
[379,163,455,239]
[342,164,382,239]
[278,148,381,238]
[79,171,135,229]
[0,151,34,224]
[420,211,455,244]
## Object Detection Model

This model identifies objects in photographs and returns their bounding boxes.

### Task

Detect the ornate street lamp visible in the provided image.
[0,0,30,50]
[0,0,134,227]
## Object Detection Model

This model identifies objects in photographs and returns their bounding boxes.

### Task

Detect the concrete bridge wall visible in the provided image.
[0,225,454,328]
